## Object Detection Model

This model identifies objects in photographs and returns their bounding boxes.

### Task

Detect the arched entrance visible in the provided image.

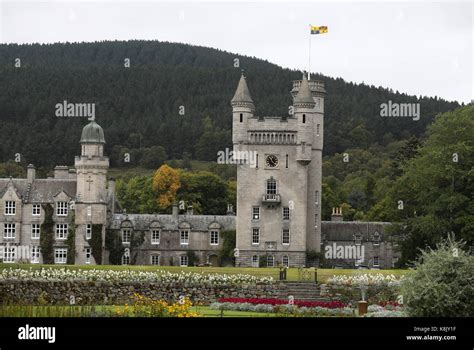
[208,254,219,267]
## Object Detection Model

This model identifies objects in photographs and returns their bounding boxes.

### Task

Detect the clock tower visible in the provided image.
[233,73,325,267]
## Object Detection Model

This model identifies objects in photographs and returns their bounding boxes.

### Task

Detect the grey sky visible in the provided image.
[1,0,472,103]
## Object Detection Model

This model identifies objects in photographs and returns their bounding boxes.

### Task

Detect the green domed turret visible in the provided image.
[80,120,106,144]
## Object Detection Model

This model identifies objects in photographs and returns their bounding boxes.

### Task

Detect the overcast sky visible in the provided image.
[1,0,472,103]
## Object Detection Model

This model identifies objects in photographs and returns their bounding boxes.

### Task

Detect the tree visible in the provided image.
[402,236,474,317]
[178,171,229,215]
[152,165,181,210]
[375,105,474,264]
[139,146,167,169]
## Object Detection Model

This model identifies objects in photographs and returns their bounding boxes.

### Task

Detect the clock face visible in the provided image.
[265,155,279,168]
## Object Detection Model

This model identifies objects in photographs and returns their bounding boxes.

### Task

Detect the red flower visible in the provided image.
[217,298,346,308]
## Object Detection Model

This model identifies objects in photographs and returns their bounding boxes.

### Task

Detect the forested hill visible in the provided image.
[0,40,460,168]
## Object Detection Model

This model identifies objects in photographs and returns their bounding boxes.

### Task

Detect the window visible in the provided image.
[302,114,306,124]
[122,254,130,265]
[54,248,67,264]
[3,223,16,239]
[31,224,40,239]
[239,113,243,123]
[30,246,40,263]
[373,232,380,246]
[282,207,290,221]
[180,230,189,245]
[251,255,259,268]
[314,214,319,228]
[266,178,277,195]
[267,255,275,267]
[3,246,16,263]
[355,234,362,246]
[32,204,41,216]
[316,124,320,136]
[151,255,160,266]
[282,255,289,268]
[373,256,380,267]
[151,230,160,245]
[252,228,260,245]
[85,248,91,264]
[282,229,290,245]
[285,154,289,168]
[315,191,319,205]
[56,202,68,216]
[5,201,15,215]
[122,229,131,244]
[86,224,92,240]
[180,255,188,267]
[55,224,68,240]
[252,206,260,220]
[210,230,219,245]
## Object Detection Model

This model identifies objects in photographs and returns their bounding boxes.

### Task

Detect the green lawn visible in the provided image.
[0,263,409,283]
[0,305,342,317]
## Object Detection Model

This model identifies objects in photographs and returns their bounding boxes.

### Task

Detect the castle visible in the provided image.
[0,75,400,268]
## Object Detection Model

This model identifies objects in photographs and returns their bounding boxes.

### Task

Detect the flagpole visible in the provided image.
[308,24,311,80]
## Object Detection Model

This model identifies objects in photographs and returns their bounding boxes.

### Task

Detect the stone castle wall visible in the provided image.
[0,280,281,305]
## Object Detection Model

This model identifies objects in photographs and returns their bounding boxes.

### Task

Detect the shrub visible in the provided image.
[401,236,474,317]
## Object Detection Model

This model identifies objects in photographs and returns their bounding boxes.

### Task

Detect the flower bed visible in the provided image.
[324,273,403,304]
[0,268,273,285]
[217,298,347,309]
[211,297,352,316]
[210,301,354,316]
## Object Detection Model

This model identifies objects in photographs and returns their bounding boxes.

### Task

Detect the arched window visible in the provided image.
[302,114,306,124]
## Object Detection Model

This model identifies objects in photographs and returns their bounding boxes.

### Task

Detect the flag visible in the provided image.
[311,25,328,34]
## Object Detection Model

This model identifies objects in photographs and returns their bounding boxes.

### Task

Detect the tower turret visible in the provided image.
[231,74,254,148]
[294,74,316,163]
[74,118,109,264]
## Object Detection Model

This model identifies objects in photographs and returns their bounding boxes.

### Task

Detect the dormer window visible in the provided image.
[56,202,68,216]
[5,201,15,215]
[373,232,380,246]
[355,233,362,246]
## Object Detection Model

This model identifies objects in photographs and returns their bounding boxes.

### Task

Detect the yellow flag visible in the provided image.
[310,25,328,34]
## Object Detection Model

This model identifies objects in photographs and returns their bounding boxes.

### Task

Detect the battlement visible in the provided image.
[291,79,326,99]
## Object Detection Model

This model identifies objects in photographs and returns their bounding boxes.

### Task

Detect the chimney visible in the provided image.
[54,166,69,179]
[108,179,116,213]
[186,205,194,216]
[172,202,179,221]
[27,164,36,183]
[331,207,343,222]
[67,168,77,180]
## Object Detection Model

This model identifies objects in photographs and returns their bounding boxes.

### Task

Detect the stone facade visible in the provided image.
[233,74,325,267]
[0,76,400,268]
